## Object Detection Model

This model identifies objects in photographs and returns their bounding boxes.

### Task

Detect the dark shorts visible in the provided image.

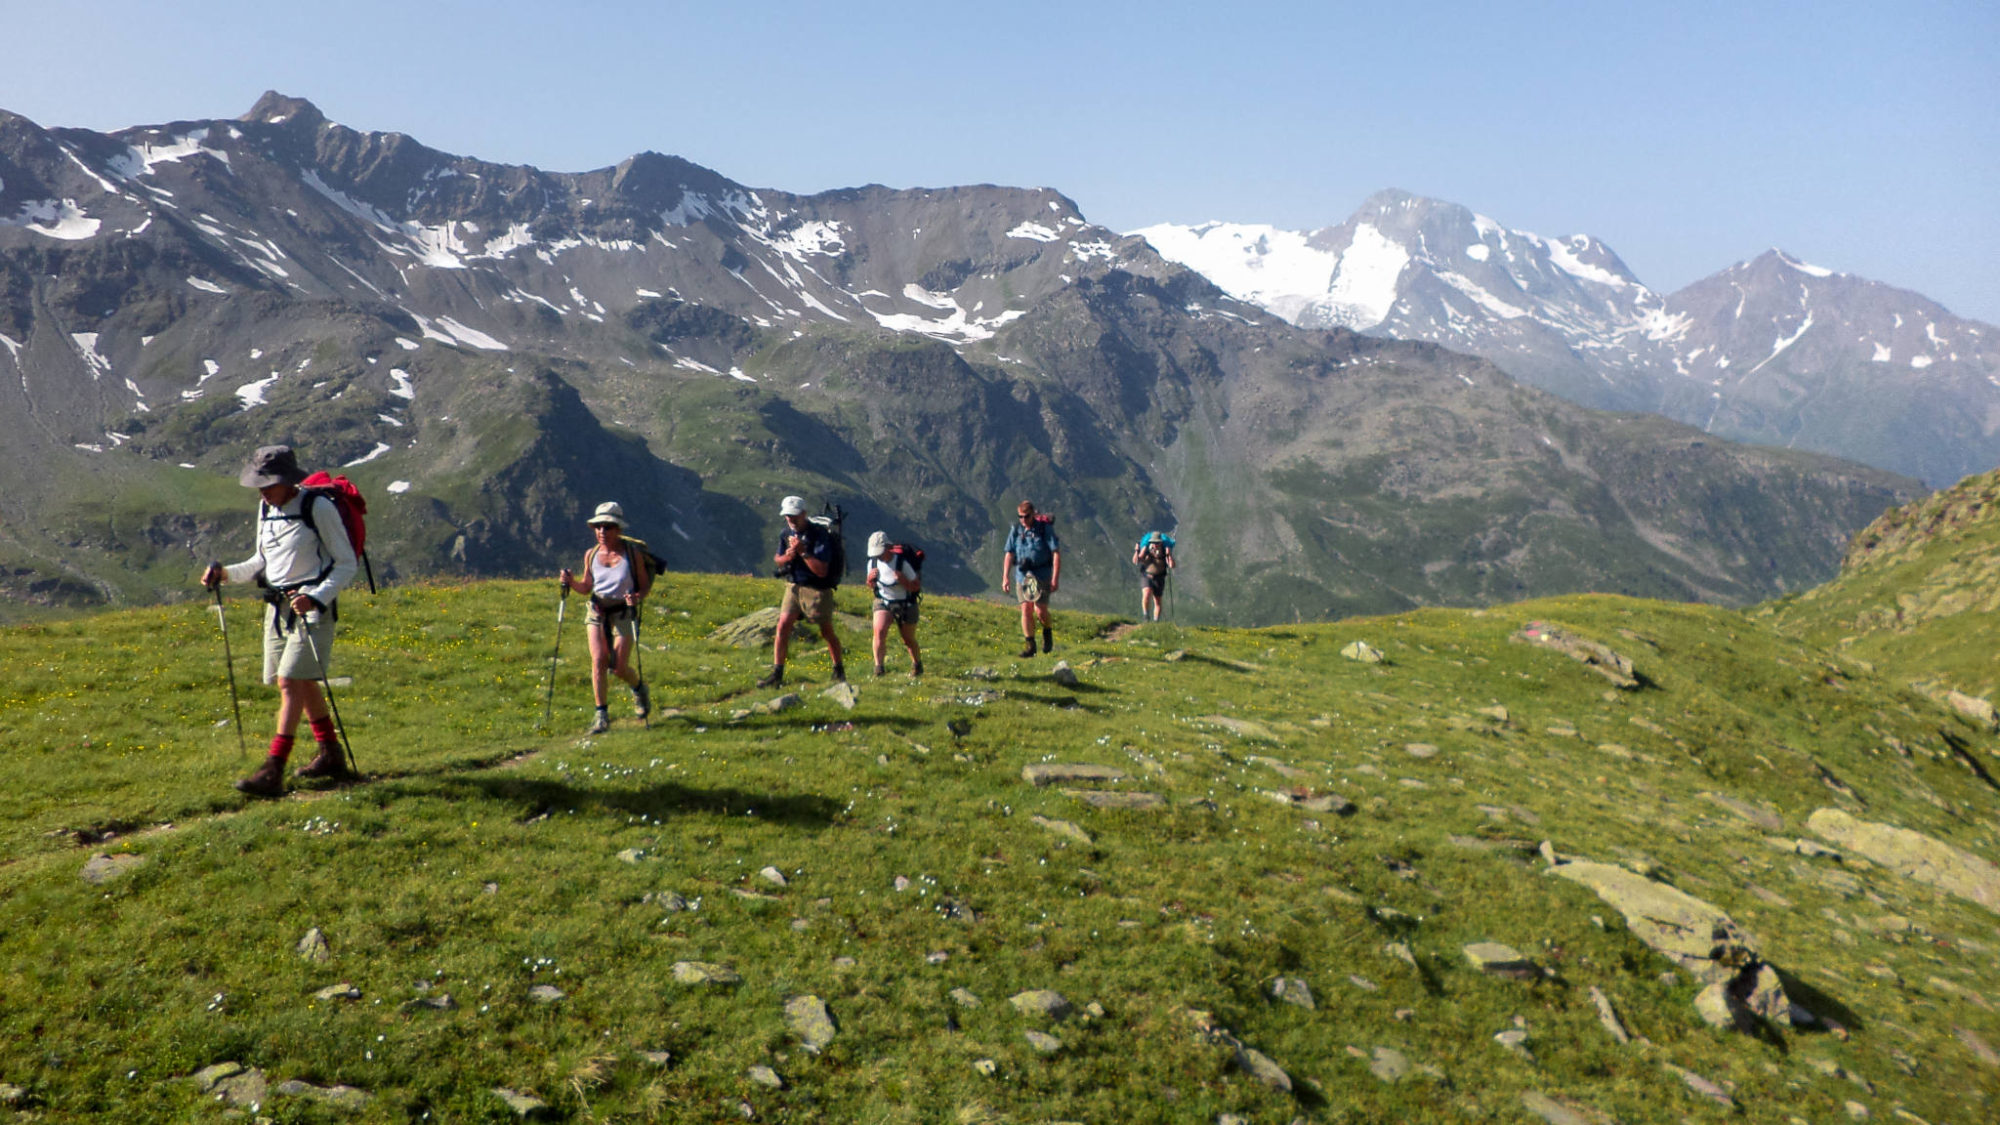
[874,598,919,625]
[1141,571,1167,596]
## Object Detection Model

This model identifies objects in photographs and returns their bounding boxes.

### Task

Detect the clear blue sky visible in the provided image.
[5,0,1995,321]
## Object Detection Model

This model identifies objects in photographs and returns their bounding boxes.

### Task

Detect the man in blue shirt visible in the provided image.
[1000,499,1061,658]
[758,495,845,687]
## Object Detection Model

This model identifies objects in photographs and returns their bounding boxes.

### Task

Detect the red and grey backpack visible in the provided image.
[288,471,376,593]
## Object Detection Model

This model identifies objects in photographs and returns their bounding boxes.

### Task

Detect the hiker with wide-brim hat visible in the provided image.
[200,445,361,797]
[757,494,845,688]
[1000,500,1061,658]
[864,531,923,677]
[559,501,652,734]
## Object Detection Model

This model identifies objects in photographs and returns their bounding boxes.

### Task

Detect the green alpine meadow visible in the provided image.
[2,472,1996,1123]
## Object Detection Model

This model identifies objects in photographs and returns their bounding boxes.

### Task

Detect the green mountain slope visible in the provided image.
[1771,466,2000,708]
[1,568,1995,1122]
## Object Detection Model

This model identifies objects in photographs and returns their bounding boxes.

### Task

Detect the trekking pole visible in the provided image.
[210,584,247,757]
[633,605,649,731]
[298,610,357,775]
[543,584,568,729]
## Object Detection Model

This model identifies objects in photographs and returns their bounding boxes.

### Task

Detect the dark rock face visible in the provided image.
[0,95,1922,622]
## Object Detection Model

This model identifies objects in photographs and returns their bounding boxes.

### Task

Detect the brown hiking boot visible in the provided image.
[295,741,352,781]
[234,756,287,798]
[755,666,785,689]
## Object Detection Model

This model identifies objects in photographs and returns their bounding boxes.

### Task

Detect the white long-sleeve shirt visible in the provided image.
[224,491,358,607]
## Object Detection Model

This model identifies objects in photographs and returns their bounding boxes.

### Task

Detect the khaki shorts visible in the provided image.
[586,601,637,644]
[263,603,334,683]
[1015,572,1050,606]
[781,583,835,625]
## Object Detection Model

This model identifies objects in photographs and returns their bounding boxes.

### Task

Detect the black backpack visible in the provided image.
[804,504,846,589]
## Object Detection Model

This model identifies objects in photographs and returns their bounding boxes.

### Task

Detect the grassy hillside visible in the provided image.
[1,573,1996,1122]
[1771,467,2000,703]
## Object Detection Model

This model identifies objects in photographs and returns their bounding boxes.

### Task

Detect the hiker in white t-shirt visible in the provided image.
[864,531,923,678]
[559,502,652,733]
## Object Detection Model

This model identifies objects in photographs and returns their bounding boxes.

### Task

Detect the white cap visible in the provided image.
[779,495,807,516]
[587,501,625,527]
[866,531,888,558]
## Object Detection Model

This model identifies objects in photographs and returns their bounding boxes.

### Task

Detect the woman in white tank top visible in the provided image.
[558,502,652,733]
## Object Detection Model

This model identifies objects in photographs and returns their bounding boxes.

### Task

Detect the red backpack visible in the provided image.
[297,471,376,593]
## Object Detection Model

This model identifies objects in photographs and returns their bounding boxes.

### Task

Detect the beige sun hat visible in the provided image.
[866,531,888,557]
[779,495,807,516]
[587,501,626,527]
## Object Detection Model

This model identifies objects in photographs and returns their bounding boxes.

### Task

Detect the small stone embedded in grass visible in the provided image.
[313,983,362,1002]
[1164,650,1186,662]
[616,848,646,864]
[528,984,564,1004]
[651,891,689,912]
[1383,942,1417,967]
[297,927,331,963]
[1064,789,1166,810]
[1701,791,1784,832]
[80,853,146,884]
[1587,986,1631,1044]
[1349,975,1379,991]
[1520,1090,1616,1125]
[493,1086,548,1117]
[191,1062,245,1091]
[1009,989,1073,1021]
[1665,1063,1735,1107]
[759,693,801,715]
[1199,715,1280,741]
[758,865,788,887]
[1404,743,1439,758]
[403,994,457,1012]
[1248,755,1309,780]
[972,1058,997,1075]
[823,682,858,710]
[1021,763,1124,787]
[672,962,740,985]
[950,988,982,1008]
[1269,977,1314,1009]
[785,994,837,1053]
[1023,1030,1064,1054]
[747,1065,783,1089]
[1493,1029,1532,1058]
[639,1051,672,1066]
[1050,661,1079,687]
[1030,815,1093,845]
[274,1079,373,1110]
[1234,1045,1291,1091]
[1475,704,1510,723]
[1368,1046,1411,1081]
[1462,942,1539,979]
[1341,641,1384,663]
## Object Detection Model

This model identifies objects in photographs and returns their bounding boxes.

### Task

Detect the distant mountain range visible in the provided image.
[1135,191,2000,489]
[0,96,1920,621]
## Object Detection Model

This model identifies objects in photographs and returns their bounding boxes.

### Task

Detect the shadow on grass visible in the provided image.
[421,773,842,827]
[1170,653,1258,674]
[997,689,1112,714]
[1777,969,1866,1037]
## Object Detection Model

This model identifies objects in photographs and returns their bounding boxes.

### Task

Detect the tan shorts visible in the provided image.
[781,583,835,625]
[586,602,637,643]
[1015,572,1050,606]
[263,603,334,683]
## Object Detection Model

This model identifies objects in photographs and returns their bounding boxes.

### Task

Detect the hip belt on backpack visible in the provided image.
[589,595,635,618]
[262,580,337,632]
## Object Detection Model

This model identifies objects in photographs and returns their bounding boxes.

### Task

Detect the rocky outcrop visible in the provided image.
[1807,809,2000,915]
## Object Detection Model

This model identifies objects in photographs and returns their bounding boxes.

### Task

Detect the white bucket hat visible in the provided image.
[866,531,888,558]
[779,495,807,517]
[587,501,626,527]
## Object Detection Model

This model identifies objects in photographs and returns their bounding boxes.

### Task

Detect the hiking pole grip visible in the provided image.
[211,584,246,755]
[299,611,357,775]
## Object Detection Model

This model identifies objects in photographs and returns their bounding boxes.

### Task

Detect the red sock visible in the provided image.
[269,734,295,762]
[309,716,338,744]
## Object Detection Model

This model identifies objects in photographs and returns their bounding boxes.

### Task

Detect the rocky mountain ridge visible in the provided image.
[1135,191,2000,488]
[0,97,1922,621]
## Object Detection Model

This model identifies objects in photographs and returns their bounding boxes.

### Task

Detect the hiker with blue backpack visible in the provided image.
[558,502,654,734]
[864,531,924,677]
[1001,500,1061,658]
[1133,531,1176,622]
[200,445,360,797]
